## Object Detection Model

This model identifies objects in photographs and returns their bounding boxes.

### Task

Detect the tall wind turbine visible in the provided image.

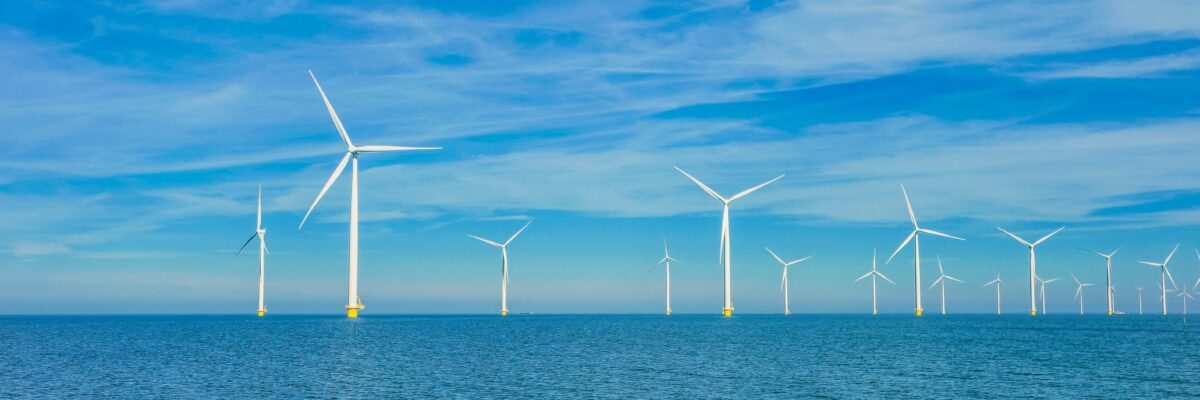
[1138,244,1179,316]
[1086,248,1120,316]
[1036,276,1059,315]
[997,226,1064,316]
[1071,274,1094,315]
[1176,287,1194,315]
[1136,287,1144,315]
[928,256,962,315]
[675,166,783,317]
[765,247,811,315]
[886,185,964,316]
[298,70,442,318]
[237,185,269,317]
[469,221,532,316]
[983,274,1003,315]
[658,240,679,315]
[855,248,894,315]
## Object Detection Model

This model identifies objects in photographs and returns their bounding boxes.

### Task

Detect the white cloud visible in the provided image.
[11,242,71,258]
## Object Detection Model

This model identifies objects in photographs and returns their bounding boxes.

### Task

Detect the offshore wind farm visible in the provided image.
[4,1,1200,398]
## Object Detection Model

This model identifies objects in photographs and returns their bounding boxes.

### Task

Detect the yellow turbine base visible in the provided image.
[784,310,790,316]
[1108,311,1113,316]
[1031,310,1037,316]
[347,308,359,318]
[257,310,264,317]
[501,310,507,316]
[665,310,671,316]
[915,309,922,316]
[722,308,733,317]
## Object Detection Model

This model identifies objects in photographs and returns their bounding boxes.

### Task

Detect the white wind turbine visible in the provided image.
[675,166,783,317]
[236,185,269,317]
[1071,274,1094,315]
[886,185,965,316]
[997,226,1065,316]
[1036,276,1059,315]
[658,240,679,315]
[983,274,1003,315]
[1138,244,1179,316]
[928,256,962,315]
[1136,287,1144,315]
[854,248,894,315]
[298,70,442,318]
[1086,248,1120,316]
[1176,287,1194,315]
[469,221,531,316]
[765,247,811,316]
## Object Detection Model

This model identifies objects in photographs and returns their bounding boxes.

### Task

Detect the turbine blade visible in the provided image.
[996,227,1031,246]
[1139,261,1163,267]
[257,184,262,230]
[877,272,895,285]
[236,233,257,255]
[1032,226,1065,246]
[728,175,784,202]
[937,256,944,275]
[920,228,964,241]
[886,231,916,264]
[1072,274,1081,286]
[929,277,943,290]
[468,235,503,248]
[504,221,532,246]
[674,166,726,202]
[298,152,351,229]
[787,256,813,266]
[945,275,963,283]
[262,236,269,255]
[1165,266,1177,290]
[355,145,442,152]
[307,70,353,148]
[765,247,786,266]
[855,271,873,282]
[1164,244,1180,266]
[900,184,917,228]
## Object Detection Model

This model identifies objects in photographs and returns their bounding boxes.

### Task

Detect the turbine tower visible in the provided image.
[983,274,1003,315]
[928,256,962,315]
[1176,287,1194,315]
[886,185,964,317]
[675,166,783,317]
[1036,276,1059,315]
[997,226,1065,316]
[1136,287,1144,315]
[236,185,269,317]
[854,248,894,315]
[298,70,442,318]
[1071,274,1094,315]
[1086,248,1120,316]
[658,240,679,315]
[765,247,811,315]
[1138,244,1179,316]
[469,221,532,316]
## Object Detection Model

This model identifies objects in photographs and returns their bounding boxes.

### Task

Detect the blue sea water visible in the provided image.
[1,314,1197,399]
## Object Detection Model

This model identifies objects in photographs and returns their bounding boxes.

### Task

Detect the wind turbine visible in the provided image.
[886,185,965,316]
[236,185,269,317]
[997,226,1064,316]
[928,256,962,315]
[1136,287,1144,315]
[1138,244,1179,316]
[675,166,783,317]
[983,274,1003,315]
[1036,276,1059,315]
[298,70,442,318]
[658,240,679,315]
[765,247,811,316]
[854,248,894,315]
[1086,248,1120,316]
[1071,274,1094,315]
[469,221,532,316]
[1177,287,1194,315]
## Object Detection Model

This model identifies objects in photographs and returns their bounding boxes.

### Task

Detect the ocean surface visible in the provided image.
[2,314,1198,399]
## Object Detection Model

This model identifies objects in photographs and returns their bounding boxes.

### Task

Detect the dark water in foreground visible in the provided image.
[1,314,1198,399]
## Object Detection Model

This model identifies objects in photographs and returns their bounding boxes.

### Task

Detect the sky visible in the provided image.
[3,0,1200,315]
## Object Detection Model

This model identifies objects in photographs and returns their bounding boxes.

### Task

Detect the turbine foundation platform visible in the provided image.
[665,309,671,316]
[915,309,923,316]
[257,310,265,317]
[501,310,508,316]
[722,307,733,317]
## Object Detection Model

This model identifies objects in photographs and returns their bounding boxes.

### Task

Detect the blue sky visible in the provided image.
[3,1,1200,314]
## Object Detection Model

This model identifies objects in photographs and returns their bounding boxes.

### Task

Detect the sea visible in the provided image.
[1,314,1197,399]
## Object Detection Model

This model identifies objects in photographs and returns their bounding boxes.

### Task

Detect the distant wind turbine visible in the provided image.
[1136,287,1144,315]
[658,240,679,315]
[675,166,783,317]
[983,274,1003,315]
[1177,287,1194,315]
[997,226,1064,316]
[298,70,442,318]
[1036,276,1059,315]
[1071,274,1094,315]
[1086,247,1120,316]
[928,256,962,315]
[469,221,532,316]
[765,247,811,315]
[886,185,964,317]
[1138,244,1180,316]
[855,248,894,315]
[236,185,269,317]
